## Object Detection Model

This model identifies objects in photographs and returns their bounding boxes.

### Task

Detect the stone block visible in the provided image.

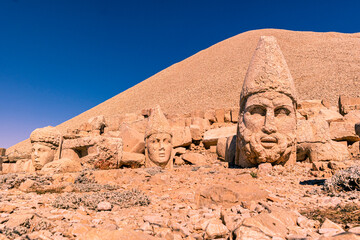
[88,115,106,130]
[190,125,202,141]
[231,107,239,123]
[203,126,237,147]
[204,109,216,123]
[215,109,225,123]
[330,121,359,142]
[191,117,210,133]
[120,152,145,168]
[224,109,231,122]
[297,118,330,143]
[41,158,82,174]
[191,110,205,119]
[339,95,360,115]
[171,126,192,148]
[118,124,145,153]
[182,153,207,165]
[297,99,324,109]
[105,115,123,131]
[216,137,227,160]
[298,141,350,162]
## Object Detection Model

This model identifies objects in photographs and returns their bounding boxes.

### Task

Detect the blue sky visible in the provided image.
[0,0,359,148]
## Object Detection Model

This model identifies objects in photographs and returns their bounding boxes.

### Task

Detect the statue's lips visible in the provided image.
[260,136,277,148]
[158,152,166,157]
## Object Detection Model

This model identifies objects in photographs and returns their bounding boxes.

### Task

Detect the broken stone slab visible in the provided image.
[204,219,229,239]
[215,109,225,123]
[339,95,360,115]
[203,126,237,148]
[231,107,240,123]
[120,152,145,168]
[195,184,268,208]
[118,124,145,153]
[241,208,298,238]
[204,109,216,123]
[330,121,359,142]
[171,126,192,148]
[182,153,207,166]
[79,228,158,240]
[297,118,331,144]
[190,125,202,141]
[216,137,227,161]
[40,158,82,174]
[297,141,349,162]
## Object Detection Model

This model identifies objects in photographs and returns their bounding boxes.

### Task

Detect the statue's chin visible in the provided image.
[241,127,293,165]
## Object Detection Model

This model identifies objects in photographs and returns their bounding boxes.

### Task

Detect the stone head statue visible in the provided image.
[236,36,297,167]
[144,105,173,169]
[30,126,61,171]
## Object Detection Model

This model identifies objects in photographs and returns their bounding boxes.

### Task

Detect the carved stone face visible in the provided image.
[31,142,56,171]
[146,133,172,167]
[237,92,296,166]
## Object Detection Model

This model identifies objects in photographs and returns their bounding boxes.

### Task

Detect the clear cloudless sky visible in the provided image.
[0,0,359,148]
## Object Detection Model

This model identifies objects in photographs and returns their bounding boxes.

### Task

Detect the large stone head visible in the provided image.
[145,105,173,169]
[30,126,61,171]
[236,36,297,167]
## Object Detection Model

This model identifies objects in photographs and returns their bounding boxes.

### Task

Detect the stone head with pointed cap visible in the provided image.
[144,105,173,169]
[236,36,297,167]
[30,126,61,171]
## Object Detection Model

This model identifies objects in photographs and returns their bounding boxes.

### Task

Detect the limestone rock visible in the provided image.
[203,126,237,147]
[120,152,145,168]
[97,201,112,211]
[182,153,207,166]
[119,124,145,153]
[339,95,360,115]
[195,184,268,208]
[190,125,202,141]
[216,137,227,161]
[330,121,360,142]
[172,126,192,147]
[41,158,82,174]
[80,228,158,240]
[204,219,229,239]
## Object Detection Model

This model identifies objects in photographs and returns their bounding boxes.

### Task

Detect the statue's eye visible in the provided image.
[249,106,266,116]
[275,107,290,117]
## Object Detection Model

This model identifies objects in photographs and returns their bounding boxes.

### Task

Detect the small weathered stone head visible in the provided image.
[30,126,61,171]
[236,36,297,167]
[145,105,173,169]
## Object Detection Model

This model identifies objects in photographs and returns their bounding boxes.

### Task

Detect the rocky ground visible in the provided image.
[0,155,359,240]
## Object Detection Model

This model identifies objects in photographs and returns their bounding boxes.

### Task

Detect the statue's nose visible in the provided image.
[262,113,277,134]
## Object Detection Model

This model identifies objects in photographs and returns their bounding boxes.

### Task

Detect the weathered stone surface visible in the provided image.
[40,158,82,174]
[182,153,207,166]
[97,201,112,211]
[120,152,145,168]
[231,107,240,123]
[0,148,6,156]
[195,184,268,208]
[297,118,330,143]
[339,95,360,115]
[320,218,344,236]
[298,141,349,162]
[172,126,192,147]
[242,208,297,238]
[203,126,237,147]
[205,219,229,239]
[80,228,158,240]
[118,124,145,153]
[215,109,225,123]
[190,125,202,141]
[330,121,359,142]
[236,36,297,168]
[62,136,123,170]
[204,109,216,123]
[88,115,106,131]
[216,137,227,161]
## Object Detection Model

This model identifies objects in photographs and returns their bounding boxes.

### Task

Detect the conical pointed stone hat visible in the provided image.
[145,105,172,139]
[240,36,297,108]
